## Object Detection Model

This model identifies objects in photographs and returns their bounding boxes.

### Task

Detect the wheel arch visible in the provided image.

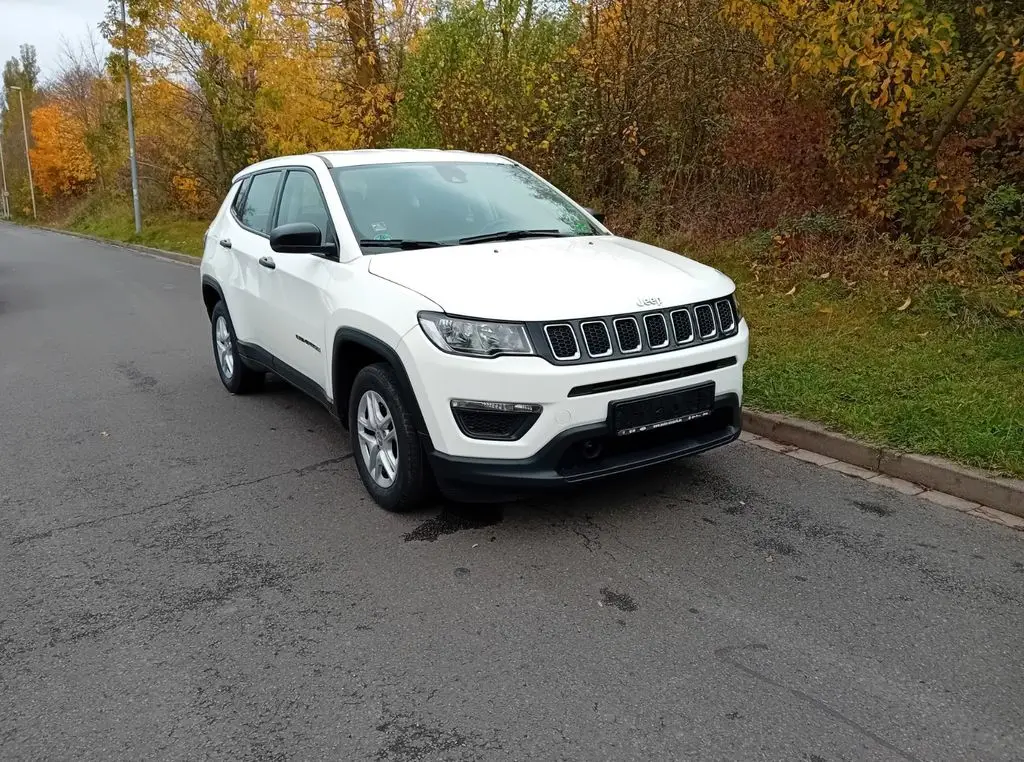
[202,275,225,320]
[332,327,431,444]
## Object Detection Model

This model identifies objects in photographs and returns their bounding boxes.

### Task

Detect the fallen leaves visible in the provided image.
[897,297,912,311]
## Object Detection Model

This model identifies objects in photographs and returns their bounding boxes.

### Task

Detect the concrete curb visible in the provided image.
[743,410,1024,519]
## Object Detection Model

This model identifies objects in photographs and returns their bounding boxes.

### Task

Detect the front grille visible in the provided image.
[545,324,579,360]
[643,313,669,348]
[694,304,717,338]
[535,293,740,364]
[614,318,642,352]
[671,309,693,343]
[716,299,735,333]
[580,321,612,357]
[452,409,537,441]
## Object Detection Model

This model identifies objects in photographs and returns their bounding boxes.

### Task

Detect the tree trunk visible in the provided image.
[930,23,1024,159]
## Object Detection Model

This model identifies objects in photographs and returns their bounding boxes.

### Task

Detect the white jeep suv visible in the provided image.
[200,149,748,511]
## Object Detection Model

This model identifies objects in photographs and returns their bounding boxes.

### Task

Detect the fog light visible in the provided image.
[450,399,542,414]
[450,400,543,441]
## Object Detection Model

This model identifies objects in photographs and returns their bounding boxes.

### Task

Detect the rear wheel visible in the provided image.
[211,301,264,394]
[349,363,430,512]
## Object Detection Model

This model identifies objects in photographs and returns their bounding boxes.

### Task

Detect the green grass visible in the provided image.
[698,248,1024,477]
[64,203,207,258]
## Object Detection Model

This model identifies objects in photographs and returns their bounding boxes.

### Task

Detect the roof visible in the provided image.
[232,148,513,183]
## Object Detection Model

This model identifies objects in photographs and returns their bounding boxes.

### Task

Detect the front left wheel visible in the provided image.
[211,301,264,394]
[349,363,431,513]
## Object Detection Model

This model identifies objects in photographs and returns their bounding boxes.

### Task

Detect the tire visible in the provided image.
[211,300,264,394]
[349,363,430,512]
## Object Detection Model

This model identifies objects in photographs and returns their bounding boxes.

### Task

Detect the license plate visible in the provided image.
[609,383,715,436]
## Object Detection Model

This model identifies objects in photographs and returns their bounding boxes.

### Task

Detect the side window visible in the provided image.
[239,171,281,233]
[230,176,252,219]
[276,170,330,236]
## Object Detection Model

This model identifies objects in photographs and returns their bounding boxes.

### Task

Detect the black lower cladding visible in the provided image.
[429,393,741,496]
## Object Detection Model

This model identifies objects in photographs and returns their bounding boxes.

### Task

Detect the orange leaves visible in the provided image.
[29,104,96,198]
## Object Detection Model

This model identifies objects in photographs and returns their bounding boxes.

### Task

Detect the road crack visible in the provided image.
[714,643,921,762]
[9,454,353,546]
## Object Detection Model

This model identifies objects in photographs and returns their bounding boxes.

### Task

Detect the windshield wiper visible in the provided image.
[458,229,567,245]
[359,239,446,251]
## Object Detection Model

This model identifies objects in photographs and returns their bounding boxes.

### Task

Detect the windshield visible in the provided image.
[331,161,602,251]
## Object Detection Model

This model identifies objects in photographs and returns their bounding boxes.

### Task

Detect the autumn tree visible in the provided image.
[103,0,277,191]
[52,31,125,192]
[2,45,41,214]
[29,103,97,197]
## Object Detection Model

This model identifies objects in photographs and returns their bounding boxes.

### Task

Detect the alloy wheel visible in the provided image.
[357,389,399,489]
[215,315,235,379]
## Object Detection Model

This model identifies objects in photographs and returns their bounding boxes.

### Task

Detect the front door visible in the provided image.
[228,169,283,347]
[259,168,335,394]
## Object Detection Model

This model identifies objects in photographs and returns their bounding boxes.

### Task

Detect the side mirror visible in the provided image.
[584,207,605,224]
[269,222,337,257]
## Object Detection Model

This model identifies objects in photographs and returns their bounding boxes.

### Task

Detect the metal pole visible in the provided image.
[12,87,36,220]
[0,131,9,220]
[121,0,142,234]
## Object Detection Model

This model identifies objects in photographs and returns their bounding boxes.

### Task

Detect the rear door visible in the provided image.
[226,169,284,348]
[258,168,335,393]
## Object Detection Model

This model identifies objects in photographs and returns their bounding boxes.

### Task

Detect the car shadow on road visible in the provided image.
[403,454,740,542]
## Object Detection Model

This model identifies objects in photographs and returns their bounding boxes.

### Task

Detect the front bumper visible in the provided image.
[428,392,741,500]
[398,318,748,461]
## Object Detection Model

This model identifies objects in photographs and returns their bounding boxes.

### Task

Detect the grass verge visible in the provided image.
[695,241,1024,477]
[63,202,207,258]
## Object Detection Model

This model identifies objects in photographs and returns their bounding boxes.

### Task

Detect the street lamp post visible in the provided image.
[120,0,142,234]
[0,133,9,220]
[10,86,36,220]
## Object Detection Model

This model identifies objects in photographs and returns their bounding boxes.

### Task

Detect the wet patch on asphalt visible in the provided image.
[755,536,797,556]
[402,507,502,542]
[850,499,891,517]
[116,360,159,392]
[599,587,638,612]
[376,707,499,761]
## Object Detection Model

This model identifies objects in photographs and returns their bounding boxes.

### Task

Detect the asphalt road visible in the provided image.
[1,224,1022,762]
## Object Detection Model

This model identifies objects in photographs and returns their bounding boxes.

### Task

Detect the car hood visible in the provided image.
[367,236,734,321]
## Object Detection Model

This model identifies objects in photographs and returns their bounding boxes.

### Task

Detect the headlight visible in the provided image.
[418,312,534,357]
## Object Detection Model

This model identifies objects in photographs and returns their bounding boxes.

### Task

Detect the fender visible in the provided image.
[201,275,225,318]
[332,327,431,444]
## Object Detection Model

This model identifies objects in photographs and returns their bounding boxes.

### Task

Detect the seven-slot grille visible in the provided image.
[544,323,579,360]
[540,296,738,362]
[581,321,612,357]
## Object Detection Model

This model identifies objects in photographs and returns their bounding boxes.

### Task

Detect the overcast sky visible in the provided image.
[1,0,109,81]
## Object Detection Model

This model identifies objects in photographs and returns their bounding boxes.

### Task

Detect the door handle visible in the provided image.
[218,238,232,249]
[258,256,276,270]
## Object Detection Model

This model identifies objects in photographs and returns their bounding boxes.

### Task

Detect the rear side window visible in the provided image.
[276,170,330,234]
[237,171,281,233]
[230,177,252,219]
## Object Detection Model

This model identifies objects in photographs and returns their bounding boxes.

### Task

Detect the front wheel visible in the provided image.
[349,363,430,512]
[211,301,264,394]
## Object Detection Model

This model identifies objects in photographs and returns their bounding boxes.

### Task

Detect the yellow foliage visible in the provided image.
[29,104,96,197]
[723,0,954,128]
